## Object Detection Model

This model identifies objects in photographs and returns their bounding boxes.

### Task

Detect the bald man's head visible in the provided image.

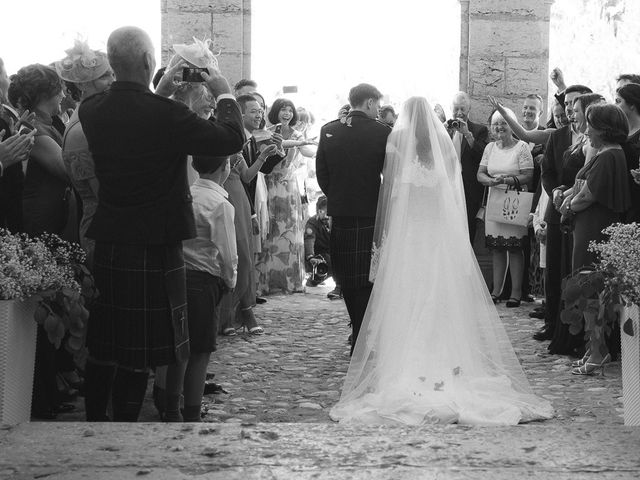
[107,26,155,84]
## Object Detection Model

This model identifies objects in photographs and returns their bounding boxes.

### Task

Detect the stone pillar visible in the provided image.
[161,0,251,87]
[459,0,555,124]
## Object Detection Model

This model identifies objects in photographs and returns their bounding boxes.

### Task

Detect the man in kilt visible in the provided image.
[316,83,391,355]
[78,26,244,421]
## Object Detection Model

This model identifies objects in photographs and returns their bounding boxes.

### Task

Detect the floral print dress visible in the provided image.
[256,129,306,294]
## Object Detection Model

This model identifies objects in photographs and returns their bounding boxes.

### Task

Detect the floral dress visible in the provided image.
[256,129,306,294]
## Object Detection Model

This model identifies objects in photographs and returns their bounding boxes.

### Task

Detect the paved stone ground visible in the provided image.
[3,282,638,479]
[47,281,626,424]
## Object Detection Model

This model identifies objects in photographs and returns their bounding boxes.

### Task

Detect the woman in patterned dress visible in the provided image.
[256,98,316,294]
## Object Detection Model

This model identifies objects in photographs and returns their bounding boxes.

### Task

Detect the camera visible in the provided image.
[446,119,461,129]
[308,255,329,286]
[182,67,207,83]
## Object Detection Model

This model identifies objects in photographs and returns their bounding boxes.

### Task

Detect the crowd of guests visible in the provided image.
[0,29,351,422]
[463,69,640,377]
[1,24,638,422]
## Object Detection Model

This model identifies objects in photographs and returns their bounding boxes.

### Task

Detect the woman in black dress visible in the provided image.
[547,93,605,356]
[616,83,640,222]
[559,104,631,375]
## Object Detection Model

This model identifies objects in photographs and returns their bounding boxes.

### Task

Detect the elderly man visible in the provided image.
[79,26,244,421]
[448,91,488,244]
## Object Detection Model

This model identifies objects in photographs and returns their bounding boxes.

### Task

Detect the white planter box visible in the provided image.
[621,302,640,426]
[0,299,37,425]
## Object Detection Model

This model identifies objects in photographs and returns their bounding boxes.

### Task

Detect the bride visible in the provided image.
[329,97,553,425]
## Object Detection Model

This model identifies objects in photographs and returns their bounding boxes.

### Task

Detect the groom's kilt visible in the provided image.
[87,242,190,369]
[330,216,375,289]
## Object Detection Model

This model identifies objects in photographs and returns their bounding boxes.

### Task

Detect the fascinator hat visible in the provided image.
[55,39,110,83]
[172,37,219,69]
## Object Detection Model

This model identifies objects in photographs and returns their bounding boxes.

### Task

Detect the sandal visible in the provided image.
[491,295,500,304]
[222,327,237,336]
[506,298,521,308]
[245,325,264,335]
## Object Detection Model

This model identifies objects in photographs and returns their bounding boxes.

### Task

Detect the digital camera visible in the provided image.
[446,119,461,129]
[308,255,329,285]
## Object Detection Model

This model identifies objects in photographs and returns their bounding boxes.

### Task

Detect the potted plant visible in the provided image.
[561,222,640,425]
[0,229,96,424]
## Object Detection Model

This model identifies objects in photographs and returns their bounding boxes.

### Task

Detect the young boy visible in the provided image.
[164,155,238,422]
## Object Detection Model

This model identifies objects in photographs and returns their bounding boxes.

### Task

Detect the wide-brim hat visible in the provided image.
[172,37,219,69]
[55,39,110,83]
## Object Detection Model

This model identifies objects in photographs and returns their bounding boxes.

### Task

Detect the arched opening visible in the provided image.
[251,0,461,125]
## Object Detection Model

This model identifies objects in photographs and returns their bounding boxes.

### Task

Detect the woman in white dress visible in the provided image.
[329,97,553,426]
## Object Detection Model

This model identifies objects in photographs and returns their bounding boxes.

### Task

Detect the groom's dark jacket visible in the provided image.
[316,111,391,218]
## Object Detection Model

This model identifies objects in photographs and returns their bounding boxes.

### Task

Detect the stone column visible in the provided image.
[161,0,251,87]
[459,0,555,124]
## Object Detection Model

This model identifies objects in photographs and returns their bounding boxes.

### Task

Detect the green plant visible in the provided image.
[560,223,640,349]
[0,229,97,356]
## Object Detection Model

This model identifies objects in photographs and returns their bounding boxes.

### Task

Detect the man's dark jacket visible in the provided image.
[540,125,573,225]
[79,81,244,244]
[315,111,390,218]
[459,119,489,220]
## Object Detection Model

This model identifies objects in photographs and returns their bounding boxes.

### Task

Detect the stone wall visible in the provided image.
[459,0,554,125]
[161,0,250,86]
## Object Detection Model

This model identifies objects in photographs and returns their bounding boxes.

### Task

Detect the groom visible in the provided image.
[316,83,391,354]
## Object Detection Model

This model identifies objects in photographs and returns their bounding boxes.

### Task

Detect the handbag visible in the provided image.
[485,177,534,227]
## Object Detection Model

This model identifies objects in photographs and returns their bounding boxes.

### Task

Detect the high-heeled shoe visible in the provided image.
[491,294,500,304]
[571,353,611,376]
[571,349,592,368]
[221,327,237,336]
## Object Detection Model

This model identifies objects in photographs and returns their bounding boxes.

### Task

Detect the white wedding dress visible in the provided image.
[329,97,553,426]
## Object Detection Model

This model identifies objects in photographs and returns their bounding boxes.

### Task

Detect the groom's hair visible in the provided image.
[349,83,382,108]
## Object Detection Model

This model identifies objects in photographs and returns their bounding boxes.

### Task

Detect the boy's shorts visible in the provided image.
[186,269,226,353]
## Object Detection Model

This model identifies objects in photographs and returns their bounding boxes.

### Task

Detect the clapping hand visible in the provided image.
[0,129,36,169]
[631,168,640,185]
[15,110,36,133]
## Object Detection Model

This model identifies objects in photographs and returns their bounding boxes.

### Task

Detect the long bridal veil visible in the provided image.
[330,97,553,425]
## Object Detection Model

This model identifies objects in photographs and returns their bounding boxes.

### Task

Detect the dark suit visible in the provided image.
[540,125,573,336]
[80,82,244,244]
[78,81,244,420]
[458,120,488,243]
[241,133,284,215]
[316,111,391,353]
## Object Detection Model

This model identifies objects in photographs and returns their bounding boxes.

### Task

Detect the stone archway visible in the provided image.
[162,0,554,118]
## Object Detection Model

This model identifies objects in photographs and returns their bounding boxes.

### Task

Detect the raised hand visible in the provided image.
[202,65,232,98]
[154,61,187,98]
[550,67,566,91]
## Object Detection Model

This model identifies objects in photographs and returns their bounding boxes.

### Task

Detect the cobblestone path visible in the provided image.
[196,284,624,426]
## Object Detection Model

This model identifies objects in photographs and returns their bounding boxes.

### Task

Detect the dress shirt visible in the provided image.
[183,178,238,289]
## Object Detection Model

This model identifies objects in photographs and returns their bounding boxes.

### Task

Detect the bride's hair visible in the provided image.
[403,96,433,165]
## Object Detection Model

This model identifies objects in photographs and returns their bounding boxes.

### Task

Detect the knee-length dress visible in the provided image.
[481,141,534,250]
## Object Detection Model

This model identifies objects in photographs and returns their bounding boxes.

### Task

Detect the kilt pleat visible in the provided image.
[330,217,375,290]
[88,242,189,368]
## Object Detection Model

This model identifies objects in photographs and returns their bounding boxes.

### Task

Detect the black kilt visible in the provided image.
[330,216,375,289]
[88,242,189,368]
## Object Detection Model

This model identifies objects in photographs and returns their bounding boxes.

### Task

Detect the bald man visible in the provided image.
[79,26,244,421]
[448,92,488,244]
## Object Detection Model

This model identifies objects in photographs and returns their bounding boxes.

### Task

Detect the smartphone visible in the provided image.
[182,67,207,83]
[274,124,282,134]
